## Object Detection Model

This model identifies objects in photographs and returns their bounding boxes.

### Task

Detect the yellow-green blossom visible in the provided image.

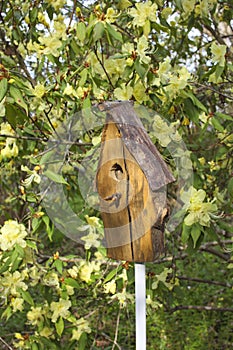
[181,186,218,226]
[39,327,53,338]
[157,58,171,84]
[13,333,25,349]
[38,12,50,28]
[112,287,134,307]
[71,318,91,341]
[27,306,44,325]
[79,261,101,283]
[85,215,102,228]
[128,1,157,27]
[0,122,19,160]
[68,265,79,279]
[137,36,151,64]
[133,80,149,103]
[211,42,226,67]
[181,0,195,14]
[46,0,66,11]
[152,115,172,147]
[63,83,75,96]
[53,20,67,40]
[195,0,217,17]
[50,298,71,322]
[165,67,191,98]
[146,295,163,309]
[1,271,28,297]
[105,7,118,23]
[11,297,24,312]
[1,141,18,160]
[104,280,117,294]
[1,122,14,137]
[43,271,60,287]
[0,220,27,251]
[114,83,133,100]
[81,232,100,250]
[33,83,46,98]
[21,165,41,187]
[38,35,62,57]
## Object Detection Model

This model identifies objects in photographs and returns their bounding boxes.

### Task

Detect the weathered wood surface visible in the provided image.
[96,101,175,262]
[98,101,175,190]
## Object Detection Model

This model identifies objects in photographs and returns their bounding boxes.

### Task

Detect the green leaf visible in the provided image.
[93,21,105,42]
[20,289,34,306]
[105,23,123,42]
[43,169,68,185]
[183,98,199,123]
[215,64,224,80]
[77,22,86,42]
[181,223,191,243]
[0,78,8,102]
[9,86,28,114]
[79,68,88,87]
[70,39,80,55]
[1,306,12,321]
[64,277,80,289]
[104,267,119,283]
[79,332,87,350]
[181,91,207,112]
[82,97,91,110]
[215,112,233,121]
[26,240,38,251]
[29,8,38,23]
[211,117,224,132]
[53,259,63,274]
[56,316,64,337]
[228,177,233,198]
[31,343,39,350]
[6,103,27,127]
[191,224,201,248]
[134,58,147,80]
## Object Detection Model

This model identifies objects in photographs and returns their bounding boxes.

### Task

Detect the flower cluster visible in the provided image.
[21,165,41,187]
[0,220,27,251]
[0,122,18,160]
[211,42,226,67]
[181,186,218,226]
[128,1,157,28]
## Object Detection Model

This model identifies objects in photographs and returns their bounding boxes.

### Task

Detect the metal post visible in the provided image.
[135,263,146,350]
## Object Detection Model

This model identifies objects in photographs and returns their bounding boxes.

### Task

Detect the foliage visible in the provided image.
[0,0,233,349]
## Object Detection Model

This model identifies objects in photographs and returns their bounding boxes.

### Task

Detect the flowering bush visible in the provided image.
[0,0,232,349]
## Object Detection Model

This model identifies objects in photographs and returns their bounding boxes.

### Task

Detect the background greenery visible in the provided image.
[0,0,233,349]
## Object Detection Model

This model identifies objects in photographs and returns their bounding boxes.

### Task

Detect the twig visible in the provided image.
[93,44,115,89]
[112,308,121,350]
[67,0,77,32]
[177,276,232,289]
[0,337,14,350]
[170,305,233,313]
[191,82,233,101]
[101,332,121,350]
[0,134,92,146]
[200,246,231,261]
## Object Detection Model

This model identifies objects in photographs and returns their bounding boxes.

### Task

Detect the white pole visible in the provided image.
[135,263,146,350]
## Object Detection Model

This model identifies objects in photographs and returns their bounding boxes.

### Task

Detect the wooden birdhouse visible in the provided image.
[96,101,175,262]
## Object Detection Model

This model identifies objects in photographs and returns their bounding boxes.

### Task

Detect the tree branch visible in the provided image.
[177,275,232,289]
[170,305,233,313]
[93,44,114,90]
[200,246,231,261]
[0,134,92,146]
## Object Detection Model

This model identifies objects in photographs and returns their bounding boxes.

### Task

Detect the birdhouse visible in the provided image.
[96,101,175,262]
